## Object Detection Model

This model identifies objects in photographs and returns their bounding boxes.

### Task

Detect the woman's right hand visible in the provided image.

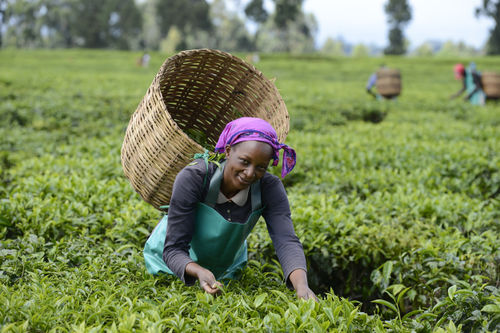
[185,262,222,295]
[198,269,223,295]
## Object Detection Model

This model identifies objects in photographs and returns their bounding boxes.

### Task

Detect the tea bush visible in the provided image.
[1,50,499,332]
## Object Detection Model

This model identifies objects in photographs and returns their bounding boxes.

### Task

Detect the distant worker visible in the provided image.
[366,65,401,100]
[450,62,485,106]
[141,52,151,68]
[366,71,379,99]
[245,53,260,64]
[137,52,151,68]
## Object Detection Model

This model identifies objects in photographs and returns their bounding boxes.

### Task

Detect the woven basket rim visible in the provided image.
[121,48,290,210]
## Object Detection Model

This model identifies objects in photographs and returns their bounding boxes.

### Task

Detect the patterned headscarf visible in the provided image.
[214,117,296,178]
[454,63,465,79]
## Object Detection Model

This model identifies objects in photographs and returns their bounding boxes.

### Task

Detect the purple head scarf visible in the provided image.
[214,117,296,178]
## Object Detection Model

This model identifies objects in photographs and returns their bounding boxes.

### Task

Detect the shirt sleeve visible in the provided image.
[366,73,377,90]
[261,174,307,288]
[162,159,212,285]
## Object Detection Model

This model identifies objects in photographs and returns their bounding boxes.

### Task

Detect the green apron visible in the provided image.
[143,161,264,280]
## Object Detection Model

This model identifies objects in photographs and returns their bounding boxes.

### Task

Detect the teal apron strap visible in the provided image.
[205,162,225,207]
[250,180,261,211]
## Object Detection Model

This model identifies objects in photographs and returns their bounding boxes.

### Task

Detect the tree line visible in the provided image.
[383,0,500,56]
[0,0,316,53]
[0,0,499,55]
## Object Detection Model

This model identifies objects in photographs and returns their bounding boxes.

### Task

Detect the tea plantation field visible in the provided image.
[1,49,499,332]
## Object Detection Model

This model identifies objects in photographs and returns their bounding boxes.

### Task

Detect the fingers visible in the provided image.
[200,280,223,295]
[297,288,319,302]
[196,267,219,294]
[309,291,319,302]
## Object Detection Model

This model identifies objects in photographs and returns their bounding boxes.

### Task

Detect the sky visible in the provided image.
[302,0,493,49]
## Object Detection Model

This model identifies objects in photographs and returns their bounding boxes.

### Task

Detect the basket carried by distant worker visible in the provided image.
[121,49,289,210]
[376,68,401,98]
[481,71,500,98]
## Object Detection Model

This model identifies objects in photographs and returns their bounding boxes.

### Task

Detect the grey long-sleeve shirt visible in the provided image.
[163,159,307,286]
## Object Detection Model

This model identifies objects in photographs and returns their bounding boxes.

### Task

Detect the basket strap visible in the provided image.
[159,151,212,214]
[193,149,212,189]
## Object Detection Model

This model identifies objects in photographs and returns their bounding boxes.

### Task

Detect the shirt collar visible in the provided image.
[216,186,249,206]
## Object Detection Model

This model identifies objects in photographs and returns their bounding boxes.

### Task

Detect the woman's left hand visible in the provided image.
[296,286,319,302]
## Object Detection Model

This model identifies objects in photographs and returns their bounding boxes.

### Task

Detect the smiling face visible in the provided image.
[221,141,274,198]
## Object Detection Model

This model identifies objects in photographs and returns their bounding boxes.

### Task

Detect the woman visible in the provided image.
[450,62,485,106]
[144,117,317,301]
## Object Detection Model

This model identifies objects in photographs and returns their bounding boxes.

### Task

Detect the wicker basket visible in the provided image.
[376,68,401,98]
[481,71,500,98]
[121,49,290,210]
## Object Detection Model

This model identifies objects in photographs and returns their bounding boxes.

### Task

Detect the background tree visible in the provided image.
[156,0,212,50]
[43,0,78,47]
[3,0,45,48]
[207,0,252,51]
[2,0,142,49]
[3,0,77,48]
[352,43,370,57]
[160,25,182,54]
[254,0,316,53]
[435,40,479,57]
[244,0,268,49]
[69,0,142,49]
[244,0,268,24]
[140,0,161,50]
[0,0,6,47]
[321,37,345,56]
[476,0,500,54]
[256,10,316,53]
[412,41,434,57]
[384,0,412,55]
[273,0,302,29]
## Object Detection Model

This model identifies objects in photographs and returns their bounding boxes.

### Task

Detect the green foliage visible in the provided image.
[156,0,212,50]
[428,282,499,332]
[412,42,435,57]
[385,27,406,55]
[321,37,346,57]
[207,0,254,52]
[256,10,317,53]
[1,50,500,331]
[384,0,412,27]
[0,0,317,53]
[3,0,142,49]
[159,26,182,54]
[384,0,412,55]
[436,41,481,57]
[273,0,304,29]
[245,0,268,24]
[140,0,161,50]
[72,0,142,49]
[352,43,371,57]
[475,0,500,55]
